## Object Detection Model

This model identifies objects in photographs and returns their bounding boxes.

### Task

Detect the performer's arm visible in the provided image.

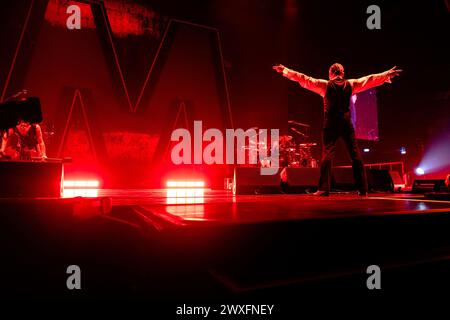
[0,131,7,156]
[349,66,402,95]
[35,125,47,159]
[0,129,13,157]
[273,64,327,97]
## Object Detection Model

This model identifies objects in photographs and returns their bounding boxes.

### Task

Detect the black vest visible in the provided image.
[323,78,352,118]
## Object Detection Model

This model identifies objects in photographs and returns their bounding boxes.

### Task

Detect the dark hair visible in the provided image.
[329,63,344,77]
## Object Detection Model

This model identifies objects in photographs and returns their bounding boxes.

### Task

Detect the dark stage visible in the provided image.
[3,189,450,304]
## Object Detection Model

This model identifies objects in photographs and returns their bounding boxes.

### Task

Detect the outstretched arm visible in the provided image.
[349,66,402,95]
[0,129,14,158]
[273,64,327,97]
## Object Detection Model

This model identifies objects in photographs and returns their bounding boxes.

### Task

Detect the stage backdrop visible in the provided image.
[3,0,232,187]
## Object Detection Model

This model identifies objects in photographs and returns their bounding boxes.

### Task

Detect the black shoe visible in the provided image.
[313,190,330,196]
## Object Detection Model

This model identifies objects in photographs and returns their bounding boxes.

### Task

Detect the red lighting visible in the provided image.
[63,179,100,197]
[166,190,205,204]
[45,0,95,28]
[63,189,99,198]
[64,180,100,188]
[166,205,205,218]
[166,180,205,188]
[44,0,164,37]
[166,180,205,204]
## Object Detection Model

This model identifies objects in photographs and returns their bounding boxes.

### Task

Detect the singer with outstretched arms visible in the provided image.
[273,63,401,196]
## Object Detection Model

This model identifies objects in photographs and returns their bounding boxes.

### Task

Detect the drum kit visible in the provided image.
[280,120,318,168]
[279,137,318,168]
[240,120,319,168]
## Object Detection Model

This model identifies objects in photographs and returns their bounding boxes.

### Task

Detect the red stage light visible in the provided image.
[166,180,205,188]
[63,179,100,198]
[166,180,205,204]
[63,189,99,198]
[64,180,100,188]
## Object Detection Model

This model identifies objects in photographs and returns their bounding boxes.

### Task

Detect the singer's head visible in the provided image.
[329,63,344,80]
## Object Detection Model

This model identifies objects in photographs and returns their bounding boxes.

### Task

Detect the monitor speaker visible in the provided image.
[282,167,319,193]
[332,167,355,191]
[368,168,394,192]
[332,167,394,192]
[389,170,405,191]
[412,179,446,193]
[233,167,281,195]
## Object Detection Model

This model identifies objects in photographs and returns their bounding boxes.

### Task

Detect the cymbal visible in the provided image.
[298,143,317,147]
[288,120,310,127]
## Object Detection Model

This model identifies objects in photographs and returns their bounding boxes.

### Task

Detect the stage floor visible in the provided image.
[96,189,450,295]
[92,189,450,228]
[3,189,450,298]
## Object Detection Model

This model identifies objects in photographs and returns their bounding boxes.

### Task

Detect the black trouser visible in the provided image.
[318,115,368,193]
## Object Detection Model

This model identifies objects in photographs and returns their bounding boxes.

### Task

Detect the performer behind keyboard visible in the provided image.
[0,119,47,160]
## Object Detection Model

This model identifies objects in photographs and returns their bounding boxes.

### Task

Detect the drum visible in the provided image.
[297,142,318,168]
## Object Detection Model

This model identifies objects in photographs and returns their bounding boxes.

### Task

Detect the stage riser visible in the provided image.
[0,161,63,197]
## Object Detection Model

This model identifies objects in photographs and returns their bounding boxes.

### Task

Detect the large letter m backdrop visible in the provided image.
[1,0,233,187]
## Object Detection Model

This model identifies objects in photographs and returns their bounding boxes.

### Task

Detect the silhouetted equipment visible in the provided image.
[367,169,394,192]
[332,167,394,192]
[233,167,281,195]
[282,167,320,193]
[412,179,446,193]
[331,167,357,191]
[0,97,43,130]
[389,170,405,191]
[0,161,63,197]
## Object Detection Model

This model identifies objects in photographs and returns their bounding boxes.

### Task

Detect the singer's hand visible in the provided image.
[273,64,286,73]
[384,66,402,83]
